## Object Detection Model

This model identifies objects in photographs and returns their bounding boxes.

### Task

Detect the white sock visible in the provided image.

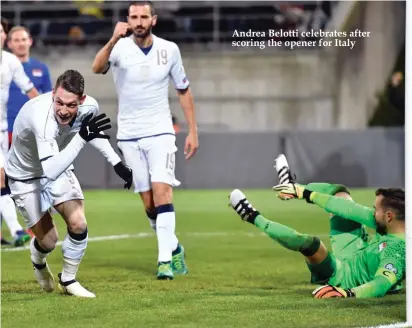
[61,229,88,282]
[0,194,23,237]
[30,237,53,266]
[156,204,179,263]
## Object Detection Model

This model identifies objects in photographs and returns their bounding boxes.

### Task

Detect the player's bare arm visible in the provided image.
[177,88,198,160]
[26,87,39,99]
[91,22,130,74]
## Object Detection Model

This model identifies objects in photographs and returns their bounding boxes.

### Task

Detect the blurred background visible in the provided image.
[2,0,406,190]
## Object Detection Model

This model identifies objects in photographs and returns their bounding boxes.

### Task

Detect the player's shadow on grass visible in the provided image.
[310,152,368,188]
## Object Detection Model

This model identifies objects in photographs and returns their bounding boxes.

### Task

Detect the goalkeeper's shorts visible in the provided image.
[307,214,369,285]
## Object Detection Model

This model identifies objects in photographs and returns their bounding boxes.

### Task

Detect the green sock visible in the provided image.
[305,182,350,196]
[254,215,315,253]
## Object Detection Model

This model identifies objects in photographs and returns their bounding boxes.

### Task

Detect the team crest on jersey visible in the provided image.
[378,242,387,252]
[385,263,398,274]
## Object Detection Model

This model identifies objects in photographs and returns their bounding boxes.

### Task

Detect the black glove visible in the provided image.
[114,162,133,189]
[79,113,111,142]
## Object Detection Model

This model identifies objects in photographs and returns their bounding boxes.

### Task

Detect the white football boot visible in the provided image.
[58,273,96,298]
[229,189,259,223]
[274,154,295,184]
[33,262,55,292]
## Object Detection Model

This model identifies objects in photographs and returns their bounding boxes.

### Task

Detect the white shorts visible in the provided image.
[117,134,181,193]
[9,170,84,228]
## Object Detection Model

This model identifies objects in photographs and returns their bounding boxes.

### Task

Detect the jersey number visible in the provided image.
[157,49,168,65]
[165,153,175,170]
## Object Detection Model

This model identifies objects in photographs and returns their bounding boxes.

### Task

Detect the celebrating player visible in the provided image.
[92,1,198,280]
[4,69,133,297]
[1,17,39,246]
[228,155,405,298]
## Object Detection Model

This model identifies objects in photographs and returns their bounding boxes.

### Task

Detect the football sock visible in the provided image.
[254,215,317,254]
[156,204,179,263]
[305,183,350,196]
[0,193,23,238]
[30,237,54,268]
[146,209,157,232]
[61,228,88,282]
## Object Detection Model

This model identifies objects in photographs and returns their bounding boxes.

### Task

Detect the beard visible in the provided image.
[133,25,152,39]
[376,222,387,235]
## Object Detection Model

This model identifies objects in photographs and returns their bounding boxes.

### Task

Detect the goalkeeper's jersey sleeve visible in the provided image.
[310,192,377,228]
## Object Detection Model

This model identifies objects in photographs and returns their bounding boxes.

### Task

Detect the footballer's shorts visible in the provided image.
[117,134,181,193]
[8,170,84,228]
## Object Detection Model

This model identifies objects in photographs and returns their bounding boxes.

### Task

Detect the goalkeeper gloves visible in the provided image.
[272,183,316,203]
[312,285,355,299]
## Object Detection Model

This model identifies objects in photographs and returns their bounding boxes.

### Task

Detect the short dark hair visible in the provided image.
[1,17,9,33]
[375,188,405,221]
[128,1,155,16]
[54,70,84,98]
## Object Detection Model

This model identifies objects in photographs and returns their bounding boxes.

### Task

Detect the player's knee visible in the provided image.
[67,216,87,235]
[152,183,173,206]
[330,192,353,219]
[334,191,352,201]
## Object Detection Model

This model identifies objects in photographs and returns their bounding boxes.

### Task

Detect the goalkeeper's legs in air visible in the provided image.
[229,189,335,283]
[274,153,368,255]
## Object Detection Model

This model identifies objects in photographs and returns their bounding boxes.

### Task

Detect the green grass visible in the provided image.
[1,189,406,328]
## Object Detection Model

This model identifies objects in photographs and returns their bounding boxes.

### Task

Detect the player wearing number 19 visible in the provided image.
[92,1,198,280]
[4,69,133,297]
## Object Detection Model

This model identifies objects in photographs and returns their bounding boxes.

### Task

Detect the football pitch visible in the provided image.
[1,189,406,328]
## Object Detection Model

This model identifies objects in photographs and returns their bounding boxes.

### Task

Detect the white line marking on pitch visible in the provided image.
[1,231,275,253]
[359,323,410,328]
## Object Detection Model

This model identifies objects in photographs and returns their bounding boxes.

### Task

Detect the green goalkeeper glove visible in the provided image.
[272,183,305,200]
[272,183,315,203]
[312,285,355,299]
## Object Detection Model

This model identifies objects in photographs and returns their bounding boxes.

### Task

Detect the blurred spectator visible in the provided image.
[7,26,52,139]
[388,71,405,117]
[71,0,106,42]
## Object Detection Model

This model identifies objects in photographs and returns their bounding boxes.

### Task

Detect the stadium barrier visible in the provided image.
[73,127,404,189]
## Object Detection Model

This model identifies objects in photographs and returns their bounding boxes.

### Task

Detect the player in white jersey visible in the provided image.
[1,18,39,246]
[92,1,198,280]
[5,70,133,297]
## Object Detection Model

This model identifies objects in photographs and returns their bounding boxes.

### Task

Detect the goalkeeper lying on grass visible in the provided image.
[228,154,405,299]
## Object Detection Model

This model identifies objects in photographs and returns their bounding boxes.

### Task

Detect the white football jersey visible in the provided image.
[5,92,99,181]
[106,34,189,140]
[0,50,34,132]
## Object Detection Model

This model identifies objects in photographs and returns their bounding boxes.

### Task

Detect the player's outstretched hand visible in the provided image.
[113,22,131,40]
[79,113,111,142]
[114,162,133,189]
[312,285,355,299]
[272,183,304,200]
[184,131,198,160]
